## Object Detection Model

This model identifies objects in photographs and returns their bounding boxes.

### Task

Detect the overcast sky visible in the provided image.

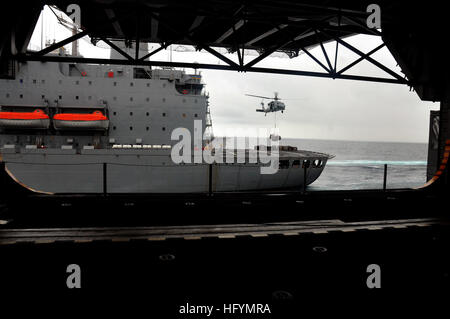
[30,6,439,144]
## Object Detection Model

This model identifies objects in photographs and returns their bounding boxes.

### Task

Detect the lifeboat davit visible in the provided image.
[0,109,50,129]
[53,111,109,130]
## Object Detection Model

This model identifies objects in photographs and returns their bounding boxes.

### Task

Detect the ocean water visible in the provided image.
[280,138,428,190]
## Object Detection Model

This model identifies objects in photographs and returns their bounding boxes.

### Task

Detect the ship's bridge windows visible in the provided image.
[175,81,204,95]
[292,160,301,168]
[133,68,152,79]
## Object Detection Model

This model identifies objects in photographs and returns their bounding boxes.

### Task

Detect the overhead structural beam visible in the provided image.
[100,37,133,60]
[138,43,168,61]
[245,26,316,69]
[104,9,124,37]
[15,54,409,85]
[341,15,381,36]
[299,45,331,73]
[321,30,405,81]
[30,10,135,57]
[245,24,287,46]
[337,43,385,75]
[189,16,205,32]
[216,19,245,43]
[148,12,239,68]
[314,29,333,72]
[150,13,159,41]
[33,30,89,56]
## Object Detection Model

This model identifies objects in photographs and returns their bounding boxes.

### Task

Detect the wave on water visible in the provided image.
[327,160,427,166]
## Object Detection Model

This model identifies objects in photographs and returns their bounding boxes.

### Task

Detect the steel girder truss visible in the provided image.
[15,8,409,85]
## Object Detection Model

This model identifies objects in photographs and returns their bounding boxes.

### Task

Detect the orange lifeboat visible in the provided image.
[53,110,109,130]
[0,109,50,129]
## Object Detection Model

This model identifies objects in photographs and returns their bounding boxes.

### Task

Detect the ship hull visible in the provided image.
[1,149,328,194]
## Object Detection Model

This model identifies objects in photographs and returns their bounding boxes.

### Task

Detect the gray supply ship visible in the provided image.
[0,43,331,194]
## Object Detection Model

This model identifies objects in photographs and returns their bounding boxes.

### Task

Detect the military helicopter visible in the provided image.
[245,92,286,116]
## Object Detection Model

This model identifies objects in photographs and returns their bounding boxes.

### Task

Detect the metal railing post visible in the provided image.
[208,163,213,196]
[103,163,107,196]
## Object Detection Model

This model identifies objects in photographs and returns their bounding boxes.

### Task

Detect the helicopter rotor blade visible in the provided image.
[245,94,272,99]
[277,98,307,100]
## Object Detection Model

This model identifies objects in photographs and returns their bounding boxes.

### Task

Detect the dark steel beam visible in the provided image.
[337,43,385,75]
[138,43,167,61]
[31,10,135,57]
[33,30,89,56]
[314,29,334,72]
[148,12,239,68]
[322,30,406,82]
[245,24,288,46]
[135,14,140,60]
[299,46,331,73]
[216,19,245,43]
[189,16,205,32]
[15,54,408,85]
[104,9,124,37]
[100,37,133,60]
[150,13,159,41]
[341,16,382,37]
[333,13,341,73]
